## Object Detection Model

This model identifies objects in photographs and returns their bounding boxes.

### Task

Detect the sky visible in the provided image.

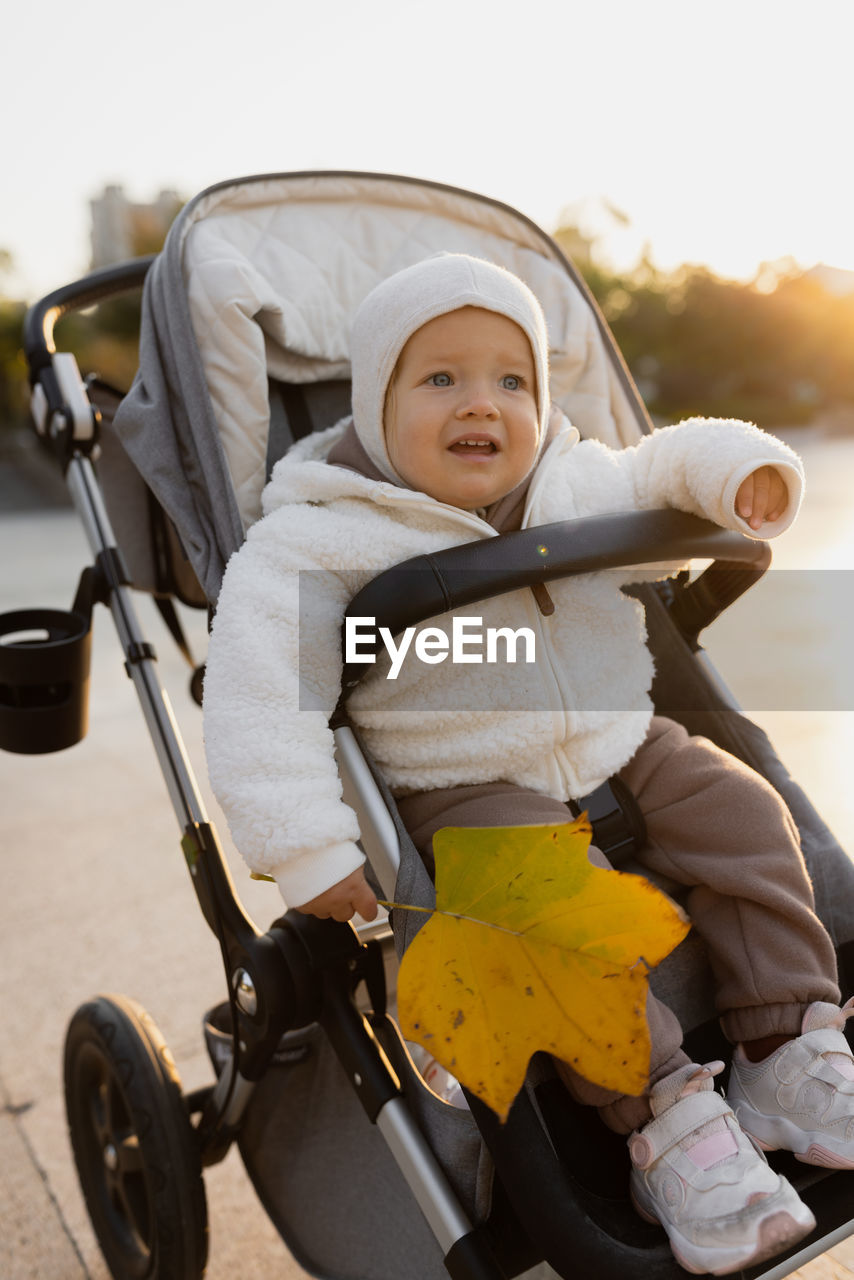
[2,0,853,302]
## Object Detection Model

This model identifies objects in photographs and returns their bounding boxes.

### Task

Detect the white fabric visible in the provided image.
[178,175,642,531]
[349,253,552,481]
[202,416,803,907]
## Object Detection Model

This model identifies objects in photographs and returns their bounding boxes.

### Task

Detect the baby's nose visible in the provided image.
[457,390,499,418]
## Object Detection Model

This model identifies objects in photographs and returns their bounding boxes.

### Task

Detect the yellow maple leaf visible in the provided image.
[394,818,690,1121]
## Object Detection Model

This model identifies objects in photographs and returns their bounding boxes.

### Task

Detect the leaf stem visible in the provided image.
[377,899,432,915]
[379,900,528,936]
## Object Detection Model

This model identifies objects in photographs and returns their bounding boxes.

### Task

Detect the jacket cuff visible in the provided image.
[722,458,804,540]
[270,841,366,909]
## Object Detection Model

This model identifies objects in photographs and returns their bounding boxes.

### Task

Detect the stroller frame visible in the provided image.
[12,171,854,1280]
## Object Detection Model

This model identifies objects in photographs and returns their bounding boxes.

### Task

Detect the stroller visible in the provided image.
[3,170,854,1280]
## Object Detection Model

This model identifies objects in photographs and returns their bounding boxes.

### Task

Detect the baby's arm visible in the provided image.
[626,417,805,538]
[203,507,365,907]
[296,867,379,923]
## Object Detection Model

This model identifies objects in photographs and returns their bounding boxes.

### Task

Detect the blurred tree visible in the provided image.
[0,295,28,437]
[0,251,29,438]
[60,189,185,391]
[553,216,854,428]
[0,191,184,448]
[3,209,854,451]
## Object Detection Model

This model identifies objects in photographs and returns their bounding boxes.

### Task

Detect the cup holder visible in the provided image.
[0,606,92,753]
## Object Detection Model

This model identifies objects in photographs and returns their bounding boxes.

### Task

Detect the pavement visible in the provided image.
[0,503,309,1279]
[2,431,854,1279]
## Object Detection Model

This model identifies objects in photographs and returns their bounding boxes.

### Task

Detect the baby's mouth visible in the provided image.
[448,439,497,456]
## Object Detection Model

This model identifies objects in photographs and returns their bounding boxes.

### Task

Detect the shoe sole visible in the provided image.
[631,1188,816,1276]
[734,1104,854,1169]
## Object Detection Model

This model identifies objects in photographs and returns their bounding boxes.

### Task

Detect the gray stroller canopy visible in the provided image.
[114,171,649,603]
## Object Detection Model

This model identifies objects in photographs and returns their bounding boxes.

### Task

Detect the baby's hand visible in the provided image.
[736,466,788,531]
[296,867,378,923]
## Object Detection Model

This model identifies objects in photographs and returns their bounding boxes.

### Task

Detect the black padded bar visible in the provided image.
[341,510,770,689]
[24,256,156,374]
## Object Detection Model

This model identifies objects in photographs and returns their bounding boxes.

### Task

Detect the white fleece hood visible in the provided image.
[349,253,552,484]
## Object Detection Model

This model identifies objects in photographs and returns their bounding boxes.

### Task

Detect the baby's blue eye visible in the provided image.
[501,375,522,390]
[428,372,452,387]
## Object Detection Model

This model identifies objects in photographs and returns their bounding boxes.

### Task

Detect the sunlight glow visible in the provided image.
[3,0,854,300]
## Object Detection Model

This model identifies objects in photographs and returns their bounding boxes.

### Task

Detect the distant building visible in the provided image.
[90,185,182,268]
[805,264,854,297]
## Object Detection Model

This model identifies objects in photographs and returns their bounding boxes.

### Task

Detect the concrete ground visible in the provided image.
[0,507,309,1279]
[2,430,854,1278]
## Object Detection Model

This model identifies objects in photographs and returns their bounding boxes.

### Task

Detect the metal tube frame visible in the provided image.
[64,452,265,1124]
[376,1097,475,1255]
[66,455,210,832]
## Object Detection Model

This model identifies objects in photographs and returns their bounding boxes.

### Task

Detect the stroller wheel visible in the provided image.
[64,994,208,1280]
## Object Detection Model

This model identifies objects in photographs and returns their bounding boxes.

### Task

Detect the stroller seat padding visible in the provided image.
[181,173,642,530]
[115,172,653,603]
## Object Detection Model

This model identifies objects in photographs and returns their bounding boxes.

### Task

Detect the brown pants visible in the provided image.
[397,717,840,1132]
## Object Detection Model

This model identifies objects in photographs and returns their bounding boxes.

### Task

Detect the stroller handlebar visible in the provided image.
[340,509,771,690]
[23,256,156,374]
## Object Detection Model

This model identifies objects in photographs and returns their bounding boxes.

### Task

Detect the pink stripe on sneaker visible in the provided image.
[825,1052,854,1081]
[686,1131,738,1169]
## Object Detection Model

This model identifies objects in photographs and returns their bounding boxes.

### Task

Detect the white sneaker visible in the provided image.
[728,998,854,1169]
[629,1061,815,1275]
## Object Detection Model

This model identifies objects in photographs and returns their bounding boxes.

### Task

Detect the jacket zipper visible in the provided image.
[521,432,584,789]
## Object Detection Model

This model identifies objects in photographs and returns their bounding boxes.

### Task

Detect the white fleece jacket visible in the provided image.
[203,416,804,907]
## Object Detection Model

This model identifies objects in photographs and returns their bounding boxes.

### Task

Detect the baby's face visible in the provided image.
[385,307,539,509]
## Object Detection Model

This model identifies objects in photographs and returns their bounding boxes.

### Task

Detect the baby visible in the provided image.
[204,254,854,1275]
